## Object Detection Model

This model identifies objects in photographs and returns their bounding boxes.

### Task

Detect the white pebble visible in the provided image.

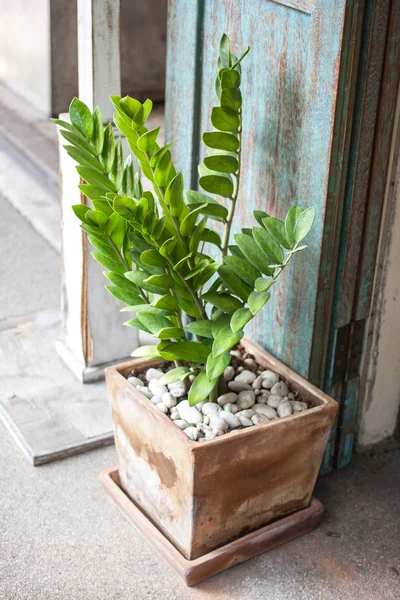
[217,392,237,407]
[146,368,163,382]
[290,400,308,412]
[277,401,293,417]
[148,378,168,396]
[224,403,238,414]
[270,381,289,397]
[252,375,263,390]
[162,392,177,408]
[170,412,180,421]
[201,402,222,417]
[197,423,211,433]
[127,376,143,387]
[223,365,235,381]
[228,381,253,392]
[260,370,279,389]
[149,394,162,405]
[136,385,152,399]
[174,419,188,429]
[177,400,203,425]
[244,358,257,369]
[203,415,210,425]
[267,394,283,408]
[239,416,253,427]
[169,385,186,399]
[236,409,255,418]
[237,390,256,409]
[252,414,271,425]
[219,411,241,428]
[184,427,198,440]
[156,402,168,414]
[205,431,217,441]
[237,366,244,372]
[234,369,256,384]
[230,349,241,358]
[253,404,277,419]
[209,416,229,431]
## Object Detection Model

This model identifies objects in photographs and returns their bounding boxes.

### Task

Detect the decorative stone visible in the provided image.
[149,394,162,405]
[277,401,293,417]
[217,392,237,407]
[270,381,289,397]
[219,411,241,428]
[148,378,168,396]
[184,427,198,440]
[253,404,278,419]
[146,368,163,382]
[237,390,256,409]
[201,403,222,417]
[252,375,263,390]
[174,419,189,430]
[162,392,177,409]
[224,403,238,414]
[239,416,253,427]
[252,413,271,425]
[127,376,142,387]
[244,358,257,369]
[234,370,256,384]
[204,431,217,441]
[203,415,210,425]
[169,385,186,399]
[290,401,308,412]
[236,409,255,418]
[267,394,283,408]
[155,402,168,414]
[170,412,180,421]
[197,423,211,433]
[261,370,279,389]
[223,365,235,382]
[230,349,241,358]
[227,381,253,392]
[288,392,296,401]
[177,401,203,425]
[136,385,152,399]
[209,416,229,431]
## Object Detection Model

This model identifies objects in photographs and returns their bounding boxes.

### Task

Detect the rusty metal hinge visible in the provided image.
[332,319,366,385]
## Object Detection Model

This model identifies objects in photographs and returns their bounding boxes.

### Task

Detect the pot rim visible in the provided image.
[105,337,337,450]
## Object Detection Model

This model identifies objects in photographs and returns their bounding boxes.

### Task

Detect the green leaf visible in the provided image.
[124,317,152,334]
[137,312,172,335]
[92,107,104,155]
[113,195,137,220]
[189,217,208,253]
[119,96,142,119]
[143,274,171,291]
[125,270,167,294]
[140,249,165,267]
[60,128,97,157]
[212,329,243,357]
[105,212,127,250]
[206,351,231,380]
[199,174,233,198]
[110,139,124,191]
[202,132,239,152]
[254,210,269,226]
[223,255,261,286]
[72,204,90,222]
[77,166,116,192]
[248,291,271,316]
[219,34,231,68]
[150,143,174,168]
[180,205,203,236]
[220,69,240,89]
[165,173,184,217]
[262,217,291,249]
[106,285,141,305]
[87,210,108,227]
[131,345,162,359]
[231,308,253,332]
[204,154,238,174]
[156,327,185,340]
[211,106,239,132]
[255,277,275,293]
[175,294,202,318]
[157,367,191,386]
[252,227,284,265]
[234,234,274,276]
[218,265,252,302]
[221,88,242,111]
[293,207,315,244]
[64,145,100,169]
[284,206,303,247]
[188,370,217,406]
[196,203,228,222]
[202,291,243,314]
[158,341,211,363]
[154,150,173,187]
[159,237,177,257]
[78,184,107,202]
[100,123,115,173]
[69,98,93,139]
[151,294,178,311]
[92,251,126,275]
[137,127,160,153]
[184,319,214,338]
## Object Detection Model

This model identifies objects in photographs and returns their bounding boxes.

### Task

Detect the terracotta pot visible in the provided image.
[105,337,337,560]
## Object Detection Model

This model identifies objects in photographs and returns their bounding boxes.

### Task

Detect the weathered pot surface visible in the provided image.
[105,337,337,560]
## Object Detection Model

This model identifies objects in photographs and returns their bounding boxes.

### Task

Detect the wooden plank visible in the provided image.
[77,0,121,121]
[0,309,114,465]
[270,0,315,15]
[101,466,324,586]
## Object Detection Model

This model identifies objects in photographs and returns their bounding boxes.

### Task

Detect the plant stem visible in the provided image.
[221,110,242,257]
[209,382,218,403]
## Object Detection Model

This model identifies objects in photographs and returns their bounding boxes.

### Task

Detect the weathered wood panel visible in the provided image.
[167,0,347,378]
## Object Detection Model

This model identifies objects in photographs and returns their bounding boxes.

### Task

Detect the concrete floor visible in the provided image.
[0,150,399,598]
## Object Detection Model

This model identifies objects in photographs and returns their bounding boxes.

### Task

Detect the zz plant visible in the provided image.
[54,34,315,406]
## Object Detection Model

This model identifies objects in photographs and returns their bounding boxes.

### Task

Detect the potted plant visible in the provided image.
[55,34,336,583]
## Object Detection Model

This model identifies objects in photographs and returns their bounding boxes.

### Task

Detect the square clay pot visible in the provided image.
[105,337,337,560]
